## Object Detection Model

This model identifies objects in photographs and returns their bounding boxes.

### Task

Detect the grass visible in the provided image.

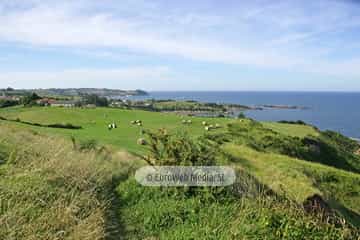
[0,107,320,154]
[209,119,360,173]
[116,177,354,240]
[1,106,359,239]
[0,124,142,239]
[223,144,360,227]
[262,121,319,138]
[150,100,226,112]
[0,106,232,153]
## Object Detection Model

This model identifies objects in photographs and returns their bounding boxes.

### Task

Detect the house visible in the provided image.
[85,104,96,108]
[0,95,20,101]
[50,100,77,107]
[36,98,55,106]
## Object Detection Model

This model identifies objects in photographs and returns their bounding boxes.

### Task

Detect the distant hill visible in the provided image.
[0,88,148,97]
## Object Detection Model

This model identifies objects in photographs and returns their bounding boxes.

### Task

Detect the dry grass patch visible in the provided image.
[0,125,141,240]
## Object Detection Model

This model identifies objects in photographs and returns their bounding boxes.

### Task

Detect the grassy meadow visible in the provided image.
[262,121,319,138]
[1,106,360,239]
[0,106,232,153]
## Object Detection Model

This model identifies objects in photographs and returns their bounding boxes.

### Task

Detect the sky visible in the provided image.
[0,0,360,91]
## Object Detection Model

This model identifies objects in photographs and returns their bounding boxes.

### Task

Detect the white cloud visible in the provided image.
[0,4,294,68]
[0,0,360,78]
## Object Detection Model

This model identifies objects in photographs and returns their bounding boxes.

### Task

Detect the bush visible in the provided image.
[83,94,109,107]
[20,92,41,106]
[221,121,360,173]
[139,129,231,199]
[0,116,82,130]
[321,130,359,152]
[0,99,19,108]
[278,120,308,125]
[142,129,217,166]
[47,123,82,129]
[237,112,246,119]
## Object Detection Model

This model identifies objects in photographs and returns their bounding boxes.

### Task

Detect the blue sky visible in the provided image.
[0,0,360,91]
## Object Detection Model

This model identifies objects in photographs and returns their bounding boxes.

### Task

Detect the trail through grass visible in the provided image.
[0,125,142,239]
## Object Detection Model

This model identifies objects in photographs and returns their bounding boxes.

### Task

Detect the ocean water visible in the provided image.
[129,91,360,139]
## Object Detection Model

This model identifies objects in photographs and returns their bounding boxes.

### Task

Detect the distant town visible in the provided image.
[0,87,310,120]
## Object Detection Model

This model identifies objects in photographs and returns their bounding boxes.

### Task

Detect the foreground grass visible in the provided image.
[223,144,360,227]
[116,177,354,240]
[115,127,358,239]
[0,124,141,239]
[1,107,359,239]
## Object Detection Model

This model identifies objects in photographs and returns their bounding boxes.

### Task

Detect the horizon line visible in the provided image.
[2,88,360,93]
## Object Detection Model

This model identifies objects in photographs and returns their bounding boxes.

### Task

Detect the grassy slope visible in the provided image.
[0,106,231,153]
[116,178,352,240]
[1,106,359,239]
[222,142,360,228]
[0,124,142,239]
[262,121,319,138]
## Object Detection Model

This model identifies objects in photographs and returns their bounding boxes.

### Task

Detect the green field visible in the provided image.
[262,121,319,138]
[0,106,316,153]
[0,107,232,153]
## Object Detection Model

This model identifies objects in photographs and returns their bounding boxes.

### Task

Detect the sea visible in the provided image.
[126,91,360,140]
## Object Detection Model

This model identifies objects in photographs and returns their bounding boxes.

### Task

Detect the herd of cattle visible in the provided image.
[108,119,221,131]
[106,119,222,145]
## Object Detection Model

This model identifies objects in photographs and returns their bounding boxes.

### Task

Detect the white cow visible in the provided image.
[108,122,117,130]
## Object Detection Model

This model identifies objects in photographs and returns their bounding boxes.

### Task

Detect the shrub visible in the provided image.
[278,120,308,125]
[237,112,246,119]
[221,121,360,173]
[321,130,359,152]
[0,99,19,108]
[139,129,232,199]
[20,92,41,106]
[142,129,217,166]
[47,123,82,129]
[0,116,82,130]
[83,93,109,107]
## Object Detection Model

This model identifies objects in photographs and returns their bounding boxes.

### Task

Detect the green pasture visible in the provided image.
[0,107,232,153]
[0,106,320,153]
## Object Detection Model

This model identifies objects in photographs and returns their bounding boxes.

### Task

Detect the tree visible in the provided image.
[83,94,108,107]
[0,99,18,108]
[21,93,41,106]
[237,112,246,119]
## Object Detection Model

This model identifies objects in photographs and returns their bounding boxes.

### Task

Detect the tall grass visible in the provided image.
[115,130,357,239]
[116,175,356,240]
[0,125,141,240]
